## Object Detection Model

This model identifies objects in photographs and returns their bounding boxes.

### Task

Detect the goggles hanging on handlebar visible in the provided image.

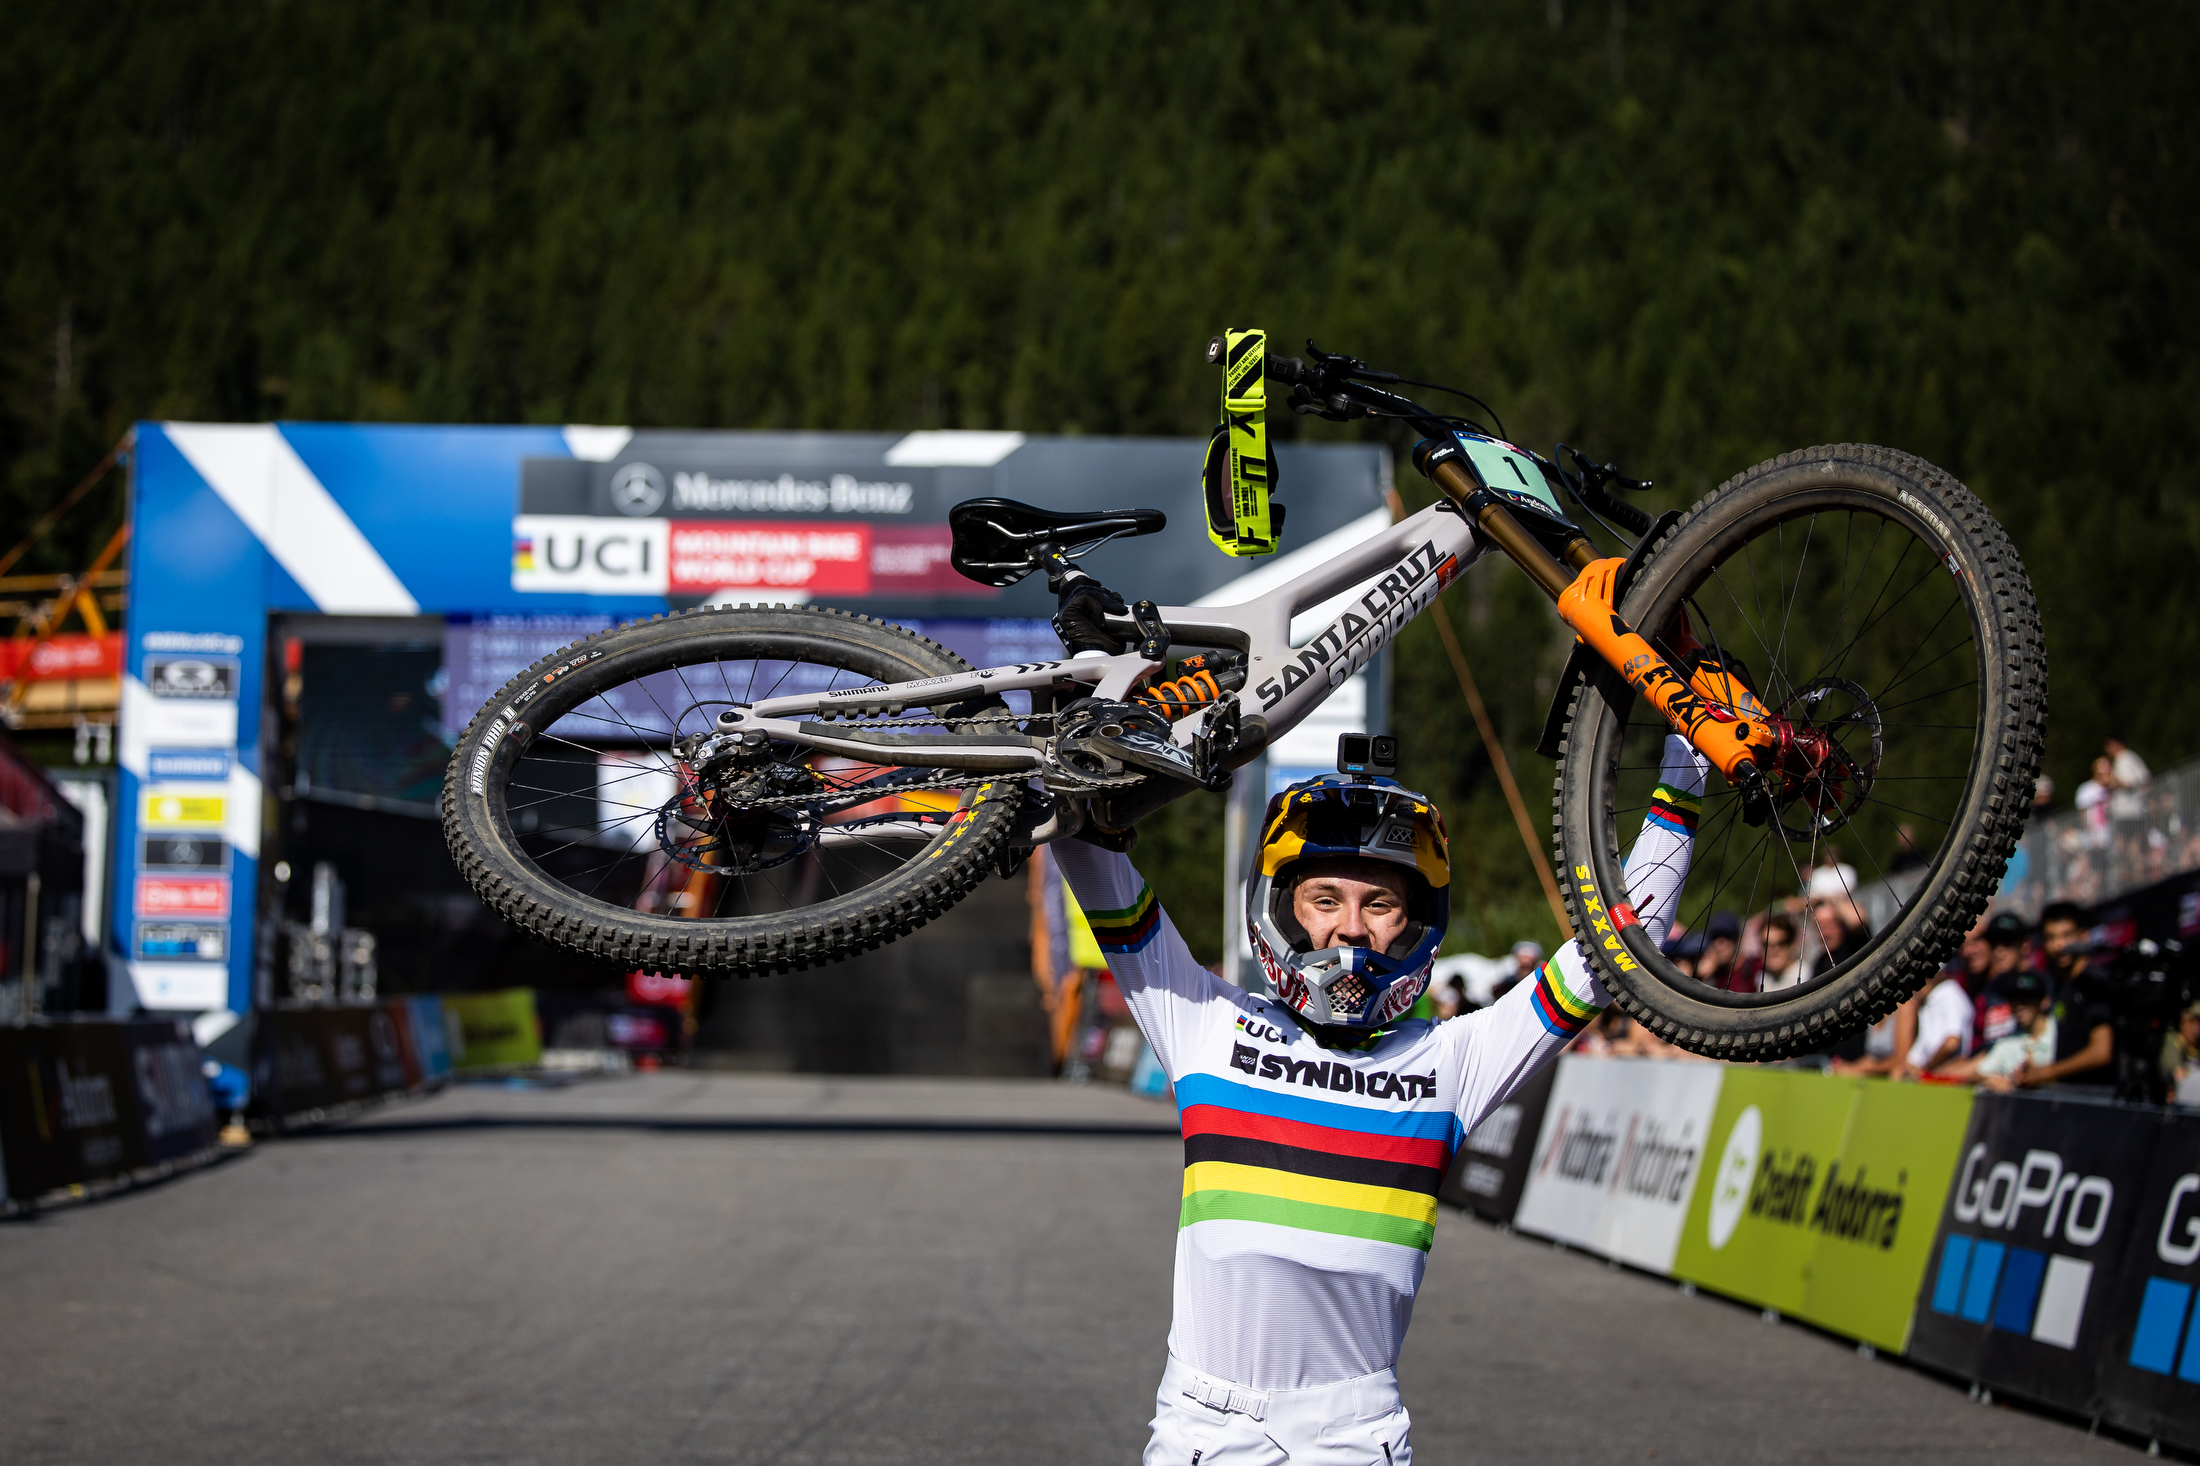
[1201,326,1283,558]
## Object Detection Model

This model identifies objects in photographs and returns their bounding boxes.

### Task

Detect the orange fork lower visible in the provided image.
[1555,558,1769,782]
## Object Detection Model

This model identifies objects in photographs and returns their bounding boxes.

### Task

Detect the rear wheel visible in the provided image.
[440,605,1020,975]
[1554,445,2045,1058]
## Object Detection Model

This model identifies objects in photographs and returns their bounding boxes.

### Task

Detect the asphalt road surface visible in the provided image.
[0,1073,2137,1464]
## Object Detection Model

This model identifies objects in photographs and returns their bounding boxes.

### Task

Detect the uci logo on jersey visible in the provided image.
[1234,1013,1286,1044]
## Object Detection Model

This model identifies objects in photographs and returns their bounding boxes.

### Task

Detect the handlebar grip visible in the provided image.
[1264,355,1308,386]
[1604,498,1654,535]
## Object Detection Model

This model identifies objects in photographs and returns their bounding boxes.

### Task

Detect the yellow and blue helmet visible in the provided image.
[1248,773,1450,1028]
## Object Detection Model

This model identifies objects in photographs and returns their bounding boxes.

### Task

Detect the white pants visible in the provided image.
[1145,1355,1412,1464]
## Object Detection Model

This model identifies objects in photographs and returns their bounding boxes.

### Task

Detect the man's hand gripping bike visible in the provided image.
[442,337,2044,1058]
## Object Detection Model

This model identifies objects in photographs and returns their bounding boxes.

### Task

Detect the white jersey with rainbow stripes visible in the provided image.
[1053,736,1704,1392]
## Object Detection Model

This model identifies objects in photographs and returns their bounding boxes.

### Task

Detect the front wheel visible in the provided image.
[1555,445,2045,1059]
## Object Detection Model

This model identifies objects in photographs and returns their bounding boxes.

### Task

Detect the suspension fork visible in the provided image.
[1420,452,1772,793]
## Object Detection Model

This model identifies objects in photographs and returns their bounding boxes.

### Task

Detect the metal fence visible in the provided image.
[1994,757,2200,919]
[1841,756,2200,931]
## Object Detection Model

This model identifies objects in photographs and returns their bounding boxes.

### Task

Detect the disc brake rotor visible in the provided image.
[1765,676,1883,842]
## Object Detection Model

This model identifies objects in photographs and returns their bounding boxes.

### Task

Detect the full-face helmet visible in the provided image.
[1247,770,1450,1029]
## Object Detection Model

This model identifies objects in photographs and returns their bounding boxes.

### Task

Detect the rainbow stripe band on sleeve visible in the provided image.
[1529,958,1600,1038]
[1643,781,1702,836]
[1084,881,1163,954]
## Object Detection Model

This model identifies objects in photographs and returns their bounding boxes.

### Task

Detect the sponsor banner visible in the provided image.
[366,1003,419,1094]
[403,996,453,1081]
[147,748,231,781]
[1909,1093,2156,1417]
[126,685,239,748]
[142,788,225,828]
[0,1020,217,1202]
[144,655,237,699]
[1673,1069,1974,1353]
[143,631,245,655]
[667,519,870,596]
[141,833,230,872]
[444,988,543,1069]
[128,962,229,1011]
[1512,1056,1725,1273]
[1439,1060,1556,1223]
[133,921,227,961]
[124,1022,222,1165]
[870,525,982,595]
[511,514,670,595]
[254,1005,421,1123]
[2095,1109,2200,1451]
[0,631,124,683]
[134,874,230,918]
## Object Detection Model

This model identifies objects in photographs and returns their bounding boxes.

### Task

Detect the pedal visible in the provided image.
[1191,694,1241,790]
[1056,697,1204,784]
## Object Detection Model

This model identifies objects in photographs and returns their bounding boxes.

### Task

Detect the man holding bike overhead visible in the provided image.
[1052,576,1710,1464]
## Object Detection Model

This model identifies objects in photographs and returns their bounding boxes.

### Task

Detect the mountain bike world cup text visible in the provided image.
[1252,541,1462,711]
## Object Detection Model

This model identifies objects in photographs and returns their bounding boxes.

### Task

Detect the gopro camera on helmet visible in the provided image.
[1337,733,1398,781]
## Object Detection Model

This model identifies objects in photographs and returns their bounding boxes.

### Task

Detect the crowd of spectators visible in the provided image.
[1576,889,2198,1102]
[1424,735,2200,1102]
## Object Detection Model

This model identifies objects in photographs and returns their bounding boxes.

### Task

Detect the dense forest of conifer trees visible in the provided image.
[5,1,2194,954]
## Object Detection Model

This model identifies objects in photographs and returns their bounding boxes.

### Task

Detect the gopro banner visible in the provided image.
[1439,1061,1555,1223]
[1672,1068,1975,1352]
[1908,1093,2156,1417]
[2093,1109,2200,1452]
[1510,1056,1724,1273]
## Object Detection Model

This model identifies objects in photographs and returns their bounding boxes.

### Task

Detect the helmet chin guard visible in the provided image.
[1247,771,1450,1030]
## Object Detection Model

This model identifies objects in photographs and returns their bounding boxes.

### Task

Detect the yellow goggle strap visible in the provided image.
[1206,326,1280,558]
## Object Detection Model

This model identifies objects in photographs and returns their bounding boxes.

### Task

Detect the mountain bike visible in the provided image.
[442,335,2043,1057]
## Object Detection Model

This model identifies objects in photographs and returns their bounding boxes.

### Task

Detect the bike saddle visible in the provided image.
[948,498,1166,587]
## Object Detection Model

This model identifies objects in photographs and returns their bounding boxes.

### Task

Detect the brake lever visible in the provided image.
[1560,443,1654,494]
[1288,383,1369,422]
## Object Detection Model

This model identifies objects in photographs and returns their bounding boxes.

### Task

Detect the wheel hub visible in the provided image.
[1759,677,1882,841]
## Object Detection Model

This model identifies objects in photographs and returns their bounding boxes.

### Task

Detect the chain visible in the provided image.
[732,771,1007,811]
[808,706,1060,730]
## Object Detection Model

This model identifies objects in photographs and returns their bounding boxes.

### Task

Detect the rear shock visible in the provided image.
[1133,652,1246,720]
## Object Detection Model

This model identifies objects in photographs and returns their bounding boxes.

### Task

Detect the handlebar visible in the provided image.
[1233,336,1660,543]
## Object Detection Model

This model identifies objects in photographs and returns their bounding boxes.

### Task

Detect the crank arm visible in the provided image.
[1556,559,1771,791]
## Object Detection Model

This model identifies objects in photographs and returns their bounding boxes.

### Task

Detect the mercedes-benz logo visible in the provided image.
[609,462,666,516]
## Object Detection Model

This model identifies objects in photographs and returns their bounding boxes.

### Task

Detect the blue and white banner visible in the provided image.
[124,420,1392,1014]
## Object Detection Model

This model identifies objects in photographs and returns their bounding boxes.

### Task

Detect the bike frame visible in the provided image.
[717,501,1485,841]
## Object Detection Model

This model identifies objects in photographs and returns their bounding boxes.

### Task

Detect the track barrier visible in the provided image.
[1441,1055,2200,1450]
[0,990,531,1199]
[0,1017,219,1203]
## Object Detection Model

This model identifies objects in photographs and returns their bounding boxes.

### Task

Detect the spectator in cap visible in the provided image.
[1935,969,2056,1089]
[1661,929,1708,980]
[1970,912,2031,1051]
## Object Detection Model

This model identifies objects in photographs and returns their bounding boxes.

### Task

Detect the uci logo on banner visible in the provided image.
[511,515,670,595]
